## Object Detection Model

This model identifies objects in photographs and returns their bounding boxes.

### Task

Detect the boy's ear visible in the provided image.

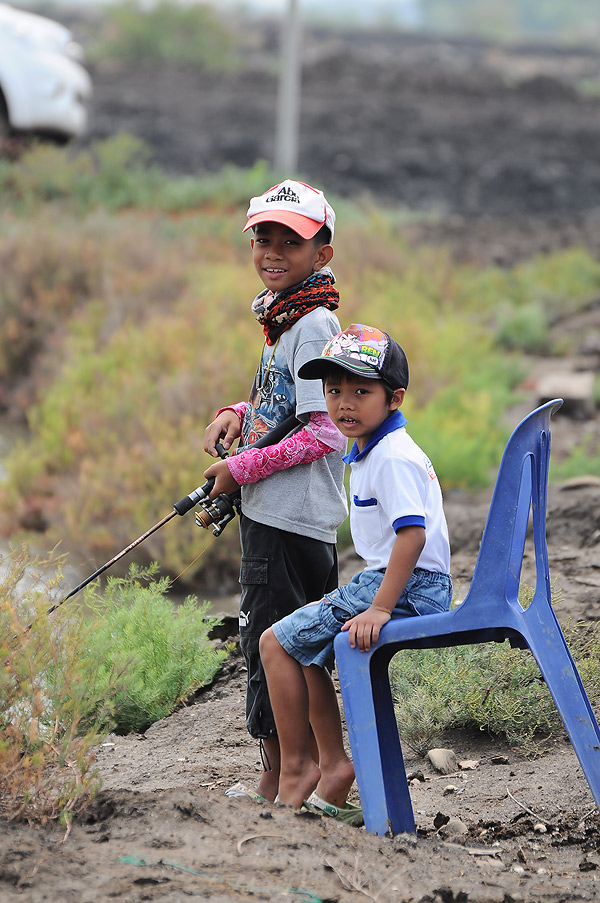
[313,243,334,271]
[389,388,406,410]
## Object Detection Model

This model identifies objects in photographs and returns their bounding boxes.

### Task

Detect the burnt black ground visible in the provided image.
[80,25,600,228]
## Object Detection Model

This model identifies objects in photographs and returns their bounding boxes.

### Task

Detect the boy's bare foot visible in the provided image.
[256,769,279,802]
[256,736,281,801]
[277,760,321,809]
[315,759,356,809]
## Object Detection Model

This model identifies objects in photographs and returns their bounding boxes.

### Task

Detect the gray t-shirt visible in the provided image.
[240,306,348,542]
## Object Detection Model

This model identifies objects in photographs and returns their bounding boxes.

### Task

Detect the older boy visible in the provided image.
[203,181,348,801]
[260,324,452,816]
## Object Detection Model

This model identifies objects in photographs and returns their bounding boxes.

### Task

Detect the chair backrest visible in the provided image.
[460,399,563,612]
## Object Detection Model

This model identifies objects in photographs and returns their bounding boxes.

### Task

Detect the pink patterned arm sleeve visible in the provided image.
[216,402,248,429]
[226,411,346,485]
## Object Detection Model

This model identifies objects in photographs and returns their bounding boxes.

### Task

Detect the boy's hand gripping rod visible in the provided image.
[39,414,301,623]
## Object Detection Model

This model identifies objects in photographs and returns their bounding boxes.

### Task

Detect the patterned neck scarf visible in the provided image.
[251,267,340,346]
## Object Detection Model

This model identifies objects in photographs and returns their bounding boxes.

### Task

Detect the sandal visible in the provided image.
[224,780,265,801]
[302,791,364,826]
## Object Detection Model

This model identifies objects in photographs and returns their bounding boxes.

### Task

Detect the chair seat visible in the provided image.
[334,399,600,836]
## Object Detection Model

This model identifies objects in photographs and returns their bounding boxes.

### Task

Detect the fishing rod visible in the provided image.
[34,413,301,625]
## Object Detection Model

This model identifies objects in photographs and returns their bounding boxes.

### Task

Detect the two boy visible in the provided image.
[204,180,452,814]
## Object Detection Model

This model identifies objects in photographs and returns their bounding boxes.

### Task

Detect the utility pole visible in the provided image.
[274,0,301,175]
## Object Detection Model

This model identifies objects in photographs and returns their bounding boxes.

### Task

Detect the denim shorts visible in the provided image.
[271,567,453,670]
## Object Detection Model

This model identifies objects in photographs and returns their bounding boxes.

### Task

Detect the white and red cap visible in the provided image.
[243,179,335,241]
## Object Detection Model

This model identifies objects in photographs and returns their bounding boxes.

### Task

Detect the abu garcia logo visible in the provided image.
[266,186,300,204]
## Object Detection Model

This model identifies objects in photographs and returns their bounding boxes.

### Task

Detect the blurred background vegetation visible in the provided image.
[1,141,600,587]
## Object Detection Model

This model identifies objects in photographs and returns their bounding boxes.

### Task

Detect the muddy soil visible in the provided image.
[3,22,600,903]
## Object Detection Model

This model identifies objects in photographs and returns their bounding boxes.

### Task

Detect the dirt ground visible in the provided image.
[4,21,600,903]
[3,638,600,903]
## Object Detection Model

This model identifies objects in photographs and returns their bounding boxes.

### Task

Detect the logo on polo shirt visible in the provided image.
[266,186,300,204]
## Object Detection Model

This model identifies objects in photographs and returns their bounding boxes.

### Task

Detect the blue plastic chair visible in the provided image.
[334,399,600,836]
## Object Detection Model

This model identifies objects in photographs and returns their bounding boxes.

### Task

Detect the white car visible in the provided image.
[0,3,92,141]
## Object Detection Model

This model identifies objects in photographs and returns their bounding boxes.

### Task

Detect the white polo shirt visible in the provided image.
[344,411,451,574]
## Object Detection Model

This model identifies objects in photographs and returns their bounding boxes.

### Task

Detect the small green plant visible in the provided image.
[62,564,229,734]
[494,298,549,353]
[0,546,103,824]
[0,551,228,823]
[389,587,600,756]
[577,78,600,98]
[551,431,600,482]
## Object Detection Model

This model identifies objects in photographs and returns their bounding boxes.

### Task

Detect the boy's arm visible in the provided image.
[341,525,426,653]
[224,411,346,485]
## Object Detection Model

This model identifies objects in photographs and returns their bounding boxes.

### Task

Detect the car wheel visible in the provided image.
[0,94,14,154]
[0,99,29,160]
[0,96,10,139]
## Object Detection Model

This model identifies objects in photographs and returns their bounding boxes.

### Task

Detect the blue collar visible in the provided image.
[343,409,408,464]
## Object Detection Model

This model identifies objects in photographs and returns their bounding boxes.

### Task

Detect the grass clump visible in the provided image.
[389,588,600,757]
[0,140,274,215]
[70,564,229,735]
[0,552,227,823]
[0,546,102,824]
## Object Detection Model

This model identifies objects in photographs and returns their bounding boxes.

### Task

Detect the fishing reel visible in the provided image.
[174,416,300,538]
[194,486,241,536]
[173,442,241,537]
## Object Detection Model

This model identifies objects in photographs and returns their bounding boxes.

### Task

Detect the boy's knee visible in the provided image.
[259,626,278,660]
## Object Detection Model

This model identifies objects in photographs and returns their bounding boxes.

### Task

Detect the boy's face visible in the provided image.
[251,221,333,293]
[324,372,405,452]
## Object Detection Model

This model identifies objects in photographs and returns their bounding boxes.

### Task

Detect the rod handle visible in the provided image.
[173,443,227,515]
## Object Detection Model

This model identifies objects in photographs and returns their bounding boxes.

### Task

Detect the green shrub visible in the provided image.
[90,0,239,68]
[490,248,600,355]
[0,546,102,824]
[551,431,600,481]
[0,139,274,215]
[0,551,227,822]
[60,564,228,734]
[389,588,600,756]
[494,298,549,353]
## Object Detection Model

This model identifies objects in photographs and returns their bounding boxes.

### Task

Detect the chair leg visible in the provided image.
[370,647,416,835]
[335,645,390,835]
[526,627,600,807]
[336,642,416,835]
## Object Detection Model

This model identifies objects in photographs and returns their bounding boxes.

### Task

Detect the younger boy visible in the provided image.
[260,324,452,814]
[203,180,348,802]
